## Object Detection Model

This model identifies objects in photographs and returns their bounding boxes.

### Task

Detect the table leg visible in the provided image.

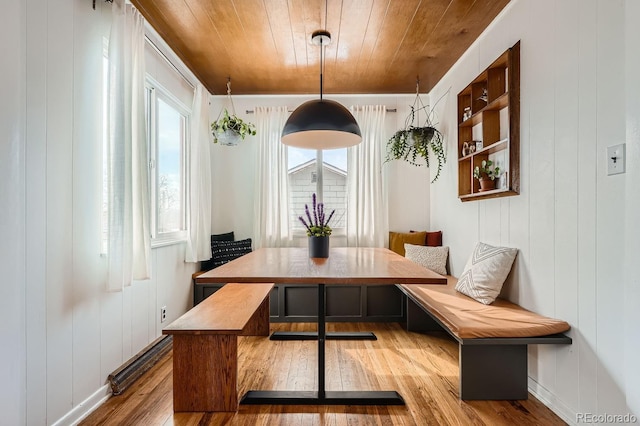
[318,284,325,398]
[269,284,378,341]
[269,283,376,341]
[240,283,405,406]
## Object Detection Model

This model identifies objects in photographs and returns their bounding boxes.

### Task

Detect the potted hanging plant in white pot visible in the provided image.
[211,108,256,145]
[385,82,446,183]
[210,78,256,146]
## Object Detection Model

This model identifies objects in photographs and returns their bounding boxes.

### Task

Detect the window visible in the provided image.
[146,81,189,243]
[288,147,348,234]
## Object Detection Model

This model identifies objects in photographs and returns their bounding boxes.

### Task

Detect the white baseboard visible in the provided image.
[51,384,111,426]
[529,377,576,426]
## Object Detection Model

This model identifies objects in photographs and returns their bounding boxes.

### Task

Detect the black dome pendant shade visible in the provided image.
[281,99,361,149]
[281,30,362,150]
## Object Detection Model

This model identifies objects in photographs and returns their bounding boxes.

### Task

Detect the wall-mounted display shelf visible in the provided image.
[457,41,520,201]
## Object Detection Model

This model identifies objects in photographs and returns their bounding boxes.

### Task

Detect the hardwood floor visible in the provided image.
[81,322,566,426]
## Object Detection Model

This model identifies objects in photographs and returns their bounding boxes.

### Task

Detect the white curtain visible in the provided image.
[253,106,291,248]
[346,105,388,247]
[185,84,213,262]
[106,1,150,291]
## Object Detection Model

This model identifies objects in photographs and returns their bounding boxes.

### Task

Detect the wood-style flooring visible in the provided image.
[81,322,566,426]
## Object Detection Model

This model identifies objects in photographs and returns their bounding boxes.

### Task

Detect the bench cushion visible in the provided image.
[400,277,570,339]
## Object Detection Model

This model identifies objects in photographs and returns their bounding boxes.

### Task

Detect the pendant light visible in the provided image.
[281,26,362,149]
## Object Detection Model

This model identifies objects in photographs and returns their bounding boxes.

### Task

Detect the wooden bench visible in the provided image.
[163,283,274,412]
[397,277,572,400]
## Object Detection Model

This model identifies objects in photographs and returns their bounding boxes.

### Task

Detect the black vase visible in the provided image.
[308,236,330,258]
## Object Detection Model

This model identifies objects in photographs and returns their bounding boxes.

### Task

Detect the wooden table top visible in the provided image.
[196,247,447,285]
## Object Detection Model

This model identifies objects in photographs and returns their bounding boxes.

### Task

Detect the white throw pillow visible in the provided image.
[404,244,449,276]
[455,242,518,304]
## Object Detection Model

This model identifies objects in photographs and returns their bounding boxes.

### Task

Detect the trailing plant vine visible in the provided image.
[385,83,448,183]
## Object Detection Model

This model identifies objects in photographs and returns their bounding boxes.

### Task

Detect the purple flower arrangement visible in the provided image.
[298,193,335,237]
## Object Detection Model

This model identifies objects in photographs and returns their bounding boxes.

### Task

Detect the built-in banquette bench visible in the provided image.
[397,276,572,400]
[163,283,273,412]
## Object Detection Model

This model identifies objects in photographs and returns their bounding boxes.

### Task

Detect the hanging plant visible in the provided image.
[211,109,256,144]
[385,82,447,183]
[210,78,256,146]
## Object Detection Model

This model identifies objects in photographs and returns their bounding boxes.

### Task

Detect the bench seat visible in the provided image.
[397,276,571,400]
[399,276,570,340]
[163,283,273,412]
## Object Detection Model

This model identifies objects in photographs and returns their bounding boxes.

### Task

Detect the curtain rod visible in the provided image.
[245,108,396,114]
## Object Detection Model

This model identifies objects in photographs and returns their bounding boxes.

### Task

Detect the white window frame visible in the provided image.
[289,149,347,238]
[145,77,190,246]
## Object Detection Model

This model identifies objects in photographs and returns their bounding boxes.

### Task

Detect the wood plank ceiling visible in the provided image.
[131,0,510,95]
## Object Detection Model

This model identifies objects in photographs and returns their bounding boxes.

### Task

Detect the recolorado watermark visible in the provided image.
[576,413,637,424]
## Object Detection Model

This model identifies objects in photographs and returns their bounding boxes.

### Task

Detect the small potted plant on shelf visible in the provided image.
[211,109,256,146]
[473,159,501,192]
[298,193,335,258]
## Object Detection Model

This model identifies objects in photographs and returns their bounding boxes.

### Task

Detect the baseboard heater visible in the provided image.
[107,335,173,395]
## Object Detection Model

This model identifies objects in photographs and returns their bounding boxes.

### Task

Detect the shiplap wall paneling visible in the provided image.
[46,0,75,420]
[552,0,580,411]
[0,0,27,424]
[25,0,48,423]
[575,0,600,416]
[72,0,104,411]
[624,0,640,416]
[624,1,640,413]
[595,0,628,416]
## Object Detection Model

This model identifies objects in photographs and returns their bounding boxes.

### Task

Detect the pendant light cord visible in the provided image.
[320,0,328,100]
[320,40,324,100]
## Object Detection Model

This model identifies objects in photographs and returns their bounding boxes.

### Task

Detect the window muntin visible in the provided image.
[288,147,347,234]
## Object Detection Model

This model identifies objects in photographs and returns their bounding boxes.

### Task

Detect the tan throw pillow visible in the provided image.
[404,244,449,275]
[389,231,427,256]
[455,242,518,304]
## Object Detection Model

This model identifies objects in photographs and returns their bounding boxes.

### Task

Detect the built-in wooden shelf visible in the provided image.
[457,41,520,202]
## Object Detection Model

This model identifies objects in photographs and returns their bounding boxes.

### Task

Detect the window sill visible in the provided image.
[152,235,187,249]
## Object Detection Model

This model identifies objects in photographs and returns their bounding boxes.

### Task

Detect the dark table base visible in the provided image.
[240,390,405,406]
[270,331,377,341]
[248,284,404,407]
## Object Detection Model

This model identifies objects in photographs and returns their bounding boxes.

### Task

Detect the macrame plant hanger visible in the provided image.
[216,77,237,121]
[213,78,241,146]
[211,77,256,145]
[405,78,435,131]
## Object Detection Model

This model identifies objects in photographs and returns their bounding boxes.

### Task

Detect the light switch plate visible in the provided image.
[607,144,626,176]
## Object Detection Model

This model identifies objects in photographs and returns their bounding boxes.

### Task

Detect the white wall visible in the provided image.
[210,93,434,245]
[0,2,198,424]
[429,0,638,422]
[0,1,27,425]
[624,0,640,416]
